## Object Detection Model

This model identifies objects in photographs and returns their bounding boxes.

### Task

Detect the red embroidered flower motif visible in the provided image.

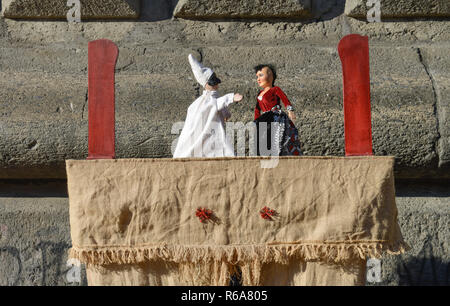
[260,206,276,220]
[196,208,213,223]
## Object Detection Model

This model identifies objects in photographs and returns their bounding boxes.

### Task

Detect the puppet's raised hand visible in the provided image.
[233,93,243,102]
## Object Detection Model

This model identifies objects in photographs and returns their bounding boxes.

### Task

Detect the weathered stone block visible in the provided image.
[369,180,450,286]
[174,0,312,20]
[1,0,141,20]
[345,0,450,19]
[0,194,87,286]
[418,47,450,169]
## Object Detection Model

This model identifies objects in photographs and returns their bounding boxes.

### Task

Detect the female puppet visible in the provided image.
[253,64,302,156]
[172,54,243,158]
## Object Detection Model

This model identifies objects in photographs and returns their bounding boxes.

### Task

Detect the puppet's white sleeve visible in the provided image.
[216,93,235,111]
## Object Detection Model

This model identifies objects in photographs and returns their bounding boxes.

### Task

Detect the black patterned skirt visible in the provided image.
[253,110,303,156]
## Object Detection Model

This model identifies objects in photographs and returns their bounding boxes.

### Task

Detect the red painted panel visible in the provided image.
[87,39,118,160]
[338,34,373,156]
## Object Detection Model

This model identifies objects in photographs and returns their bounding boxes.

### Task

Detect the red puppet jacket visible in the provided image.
[254,86,293,120]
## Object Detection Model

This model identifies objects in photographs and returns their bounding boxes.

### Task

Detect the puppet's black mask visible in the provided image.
[207,73,221,86]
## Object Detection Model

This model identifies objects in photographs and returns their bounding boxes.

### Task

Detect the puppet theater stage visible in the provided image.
[65,36,409,286]
[66,156,408,286]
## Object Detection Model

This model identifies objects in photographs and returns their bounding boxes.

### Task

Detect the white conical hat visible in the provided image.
[188,54,214,87]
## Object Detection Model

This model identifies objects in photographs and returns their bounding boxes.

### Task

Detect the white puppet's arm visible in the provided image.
[216,93,235,111]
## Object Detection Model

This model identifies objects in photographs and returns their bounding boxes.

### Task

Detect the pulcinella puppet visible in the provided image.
[172,54,243,158]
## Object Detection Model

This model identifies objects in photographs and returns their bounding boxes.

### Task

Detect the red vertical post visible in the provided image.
[87,39,118,160]
[338,34,373,156]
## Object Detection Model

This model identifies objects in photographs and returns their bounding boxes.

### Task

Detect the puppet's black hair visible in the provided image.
[254,64,277,86]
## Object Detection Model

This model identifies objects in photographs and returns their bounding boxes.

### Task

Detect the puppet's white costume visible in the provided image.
[172,55,235,158]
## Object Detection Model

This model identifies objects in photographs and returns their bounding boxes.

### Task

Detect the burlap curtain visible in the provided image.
[66,156,409,286]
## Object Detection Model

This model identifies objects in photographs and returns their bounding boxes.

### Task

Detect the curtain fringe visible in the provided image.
[72,242,410,286]
[69,241,410,267]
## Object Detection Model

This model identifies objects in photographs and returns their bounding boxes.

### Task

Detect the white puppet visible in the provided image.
[172,54,243,158]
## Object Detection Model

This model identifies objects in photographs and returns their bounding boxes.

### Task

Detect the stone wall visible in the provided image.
[346,0,450,19]
[0,0,449,285]
[1,0,141,20]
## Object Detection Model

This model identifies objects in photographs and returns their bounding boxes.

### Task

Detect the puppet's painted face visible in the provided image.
[205,83,219,90]
[256,67,273,88]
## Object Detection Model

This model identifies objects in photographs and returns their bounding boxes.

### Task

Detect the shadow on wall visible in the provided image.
[0,241,88,286]
[395,179,450,198]
[312,0,346,21]
[0,180,68,198]
[140,0,179,22]
[397,241,450,286]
